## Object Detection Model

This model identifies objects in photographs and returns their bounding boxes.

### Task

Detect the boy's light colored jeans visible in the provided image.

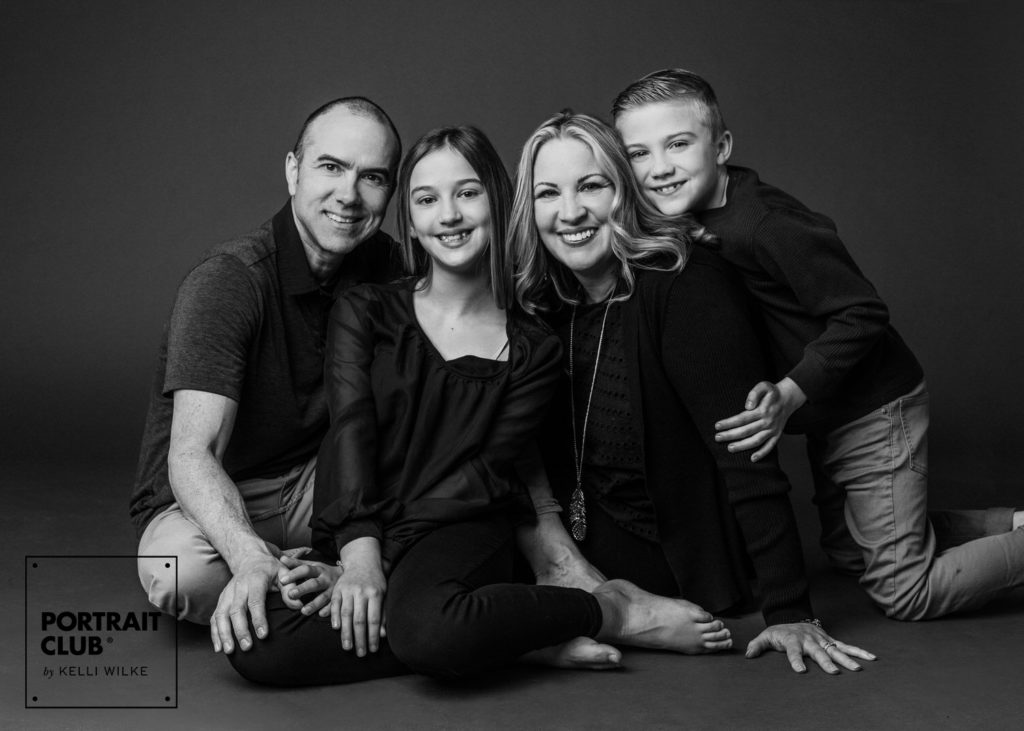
[808,381,1023,620]
[137,456,316,624]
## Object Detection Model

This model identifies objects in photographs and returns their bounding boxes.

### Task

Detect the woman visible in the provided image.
[509,112,874,675]
[227,126,730,686]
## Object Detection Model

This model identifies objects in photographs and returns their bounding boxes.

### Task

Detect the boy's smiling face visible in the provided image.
[615,99,732,216]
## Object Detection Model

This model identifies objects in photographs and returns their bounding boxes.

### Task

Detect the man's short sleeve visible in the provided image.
[163,254,261,402]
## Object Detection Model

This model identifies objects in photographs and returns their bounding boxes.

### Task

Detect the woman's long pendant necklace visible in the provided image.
[569,299,612,542]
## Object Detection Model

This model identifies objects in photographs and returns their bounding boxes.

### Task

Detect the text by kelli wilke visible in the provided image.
[42,664,149,679]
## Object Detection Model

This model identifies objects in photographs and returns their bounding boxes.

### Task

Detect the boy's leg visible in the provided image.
[137,456,316,624]
[806,434,864,575]
[821,382,1024,619]
[929,507,1015,550]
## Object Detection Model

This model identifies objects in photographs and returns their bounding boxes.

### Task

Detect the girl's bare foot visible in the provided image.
[524,636,623,670]
[593,579,732,654]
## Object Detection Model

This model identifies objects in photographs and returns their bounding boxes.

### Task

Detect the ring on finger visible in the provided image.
[822,640,837,651]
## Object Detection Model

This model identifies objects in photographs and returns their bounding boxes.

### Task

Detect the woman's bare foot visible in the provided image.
[593,579,732,654]
[524,637,622,670]
[536,554,607,592]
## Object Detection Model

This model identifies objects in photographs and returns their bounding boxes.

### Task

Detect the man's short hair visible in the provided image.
[292,96,402,169]
[611,69,728,140]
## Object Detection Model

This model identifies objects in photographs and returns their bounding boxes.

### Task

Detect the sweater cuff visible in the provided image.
[786,359,830,404]
[333,519,384,556]
[763,600,815,627]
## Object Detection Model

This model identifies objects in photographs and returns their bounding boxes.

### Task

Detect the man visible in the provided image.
[130,97,402,656]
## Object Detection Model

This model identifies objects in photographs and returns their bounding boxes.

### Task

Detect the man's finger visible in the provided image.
[229,604,253,652]
[215,608,235,654]
[248,591,269,642]
[209,618,222,653]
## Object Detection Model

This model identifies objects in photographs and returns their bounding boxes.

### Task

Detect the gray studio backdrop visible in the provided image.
[2,0,1021,511]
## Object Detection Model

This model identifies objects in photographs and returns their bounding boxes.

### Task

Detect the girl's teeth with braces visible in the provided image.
[562,229,596,244]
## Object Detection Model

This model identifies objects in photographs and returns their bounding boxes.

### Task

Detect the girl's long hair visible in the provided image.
[395,125,514,308]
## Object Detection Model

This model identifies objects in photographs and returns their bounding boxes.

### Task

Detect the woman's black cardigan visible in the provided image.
[542,246,813,625]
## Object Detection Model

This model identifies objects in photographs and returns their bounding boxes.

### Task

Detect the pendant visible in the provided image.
[569,484,587,542]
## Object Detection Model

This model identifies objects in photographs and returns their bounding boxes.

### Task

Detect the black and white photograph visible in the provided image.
[3,1,1022,728]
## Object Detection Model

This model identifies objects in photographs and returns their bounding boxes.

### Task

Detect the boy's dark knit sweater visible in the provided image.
[697,165,923,433]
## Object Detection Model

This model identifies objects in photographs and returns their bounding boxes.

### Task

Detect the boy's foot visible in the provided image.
[524,637,623,670]
[593,579,732,654]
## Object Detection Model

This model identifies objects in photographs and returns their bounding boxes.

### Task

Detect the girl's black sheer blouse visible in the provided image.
[312,281,562,566]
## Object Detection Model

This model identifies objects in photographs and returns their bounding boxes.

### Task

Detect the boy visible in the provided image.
[612,68,1023,620]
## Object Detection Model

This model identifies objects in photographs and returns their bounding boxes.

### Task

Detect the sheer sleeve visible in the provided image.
[311,290,388,558]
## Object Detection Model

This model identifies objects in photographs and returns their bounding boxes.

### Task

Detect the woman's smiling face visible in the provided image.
[532,136,617,290]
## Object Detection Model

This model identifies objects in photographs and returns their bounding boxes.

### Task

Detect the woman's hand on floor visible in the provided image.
[745,621,876,674]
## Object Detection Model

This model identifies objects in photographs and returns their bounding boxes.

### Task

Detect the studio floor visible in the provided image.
[2,457,1022,731]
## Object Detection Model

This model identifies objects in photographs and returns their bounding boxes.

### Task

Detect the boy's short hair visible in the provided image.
[611,69,728,140]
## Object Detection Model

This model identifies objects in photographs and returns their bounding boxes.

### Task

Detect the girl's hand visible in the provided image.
[332,537,387,656]
[277,555,341,614]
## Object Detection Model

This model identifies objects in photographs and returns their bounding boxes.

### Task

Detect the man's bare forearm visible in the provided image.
[168,448,273,573]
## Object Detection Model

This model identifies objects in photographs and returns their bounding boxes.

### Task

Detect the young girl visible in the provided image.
[227,126,729,686]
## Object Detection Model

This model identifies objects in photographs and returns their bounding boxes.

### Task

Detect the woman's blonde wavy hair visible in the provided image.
[508,111,714,314]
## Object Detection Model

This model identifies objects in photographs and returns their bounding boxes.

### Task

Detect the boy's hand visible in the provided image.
[714,378,807,461]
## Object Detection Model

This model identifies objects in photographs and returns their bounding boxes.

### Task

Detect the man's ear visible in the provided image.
[285,151,299,196]
[716,131,733,166]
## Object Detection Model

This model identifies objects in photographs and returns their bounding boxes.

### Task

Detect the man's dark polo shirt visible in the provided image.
[129,203,398,535]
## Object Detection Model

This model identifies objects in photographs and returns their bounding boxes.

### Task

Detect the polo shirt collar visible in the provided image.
[273,201,381,298]
[274,202,320,296]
